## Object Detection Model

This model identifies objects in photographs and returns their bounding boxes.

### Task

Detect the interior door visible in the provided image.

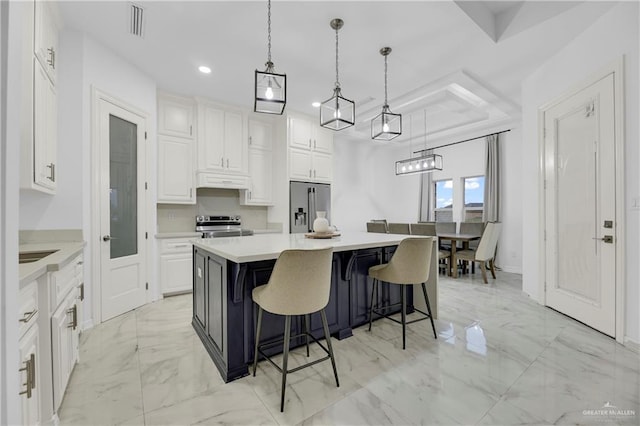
[543,73,616,336]
[98,98,147,321]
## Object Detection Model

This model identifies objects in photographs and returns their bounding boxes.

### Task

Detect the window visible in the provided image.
[463,175,484,222]
[434,179,453,222]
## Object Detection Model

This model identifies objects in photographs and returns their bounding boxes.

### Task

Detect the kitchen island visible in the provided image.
[192,232,438,382]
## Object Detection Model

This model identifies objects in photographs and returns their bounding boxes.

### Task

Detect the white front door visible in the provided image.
[98,98,147,321]
[543,73,617,337]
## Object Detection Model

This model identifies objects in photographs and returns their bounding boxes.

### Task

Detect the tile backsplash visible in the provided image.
[157,188,268,233]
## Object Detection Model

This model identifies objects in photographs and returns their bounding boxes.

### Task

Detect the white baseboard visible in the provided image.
[81,319,94,332]
[498,265,522,274]
[624,337,640,354]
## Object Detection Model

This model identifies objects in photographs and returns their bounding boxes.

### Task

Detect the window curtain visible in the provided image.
[418,150,433,221]
[483,134,500,222]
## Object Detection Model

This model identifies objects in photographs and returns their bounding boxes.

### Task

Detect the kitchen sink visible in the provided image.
[19,250,59,264]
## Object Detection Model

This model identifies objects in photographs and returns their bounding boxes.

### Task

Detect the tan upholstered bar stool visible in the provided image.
[368,237,437,349]
[252,247,339,412]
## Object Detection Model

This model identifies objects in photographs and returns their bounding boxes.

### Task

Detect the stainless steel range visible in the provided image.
[196,215,254,238]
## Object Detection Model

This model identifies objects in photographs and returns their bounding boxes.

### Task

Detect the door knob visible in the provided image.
[592,235,613,243]
[103,235,112,241]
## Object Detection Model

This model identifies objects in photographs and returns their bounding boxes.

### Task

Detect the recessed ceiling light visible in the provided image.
[198,66,211,74]
[312,102,321,108]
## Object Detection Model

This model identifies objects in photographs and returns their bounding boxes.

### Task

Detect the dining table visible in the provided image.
[437,232,482,278]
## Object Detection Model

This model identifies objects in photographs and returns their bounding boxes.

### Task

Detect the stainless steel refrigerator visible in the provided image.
[290,181,331,233]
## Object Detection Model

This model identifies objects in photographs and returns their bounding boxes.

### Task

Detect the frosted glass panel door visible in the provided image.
[98,95,147,322]
[109,115,138,259]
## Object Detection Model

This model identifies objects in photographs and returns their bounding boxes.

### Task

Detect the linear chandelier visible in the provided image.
[396,110,442,176]
[254,0,286,114]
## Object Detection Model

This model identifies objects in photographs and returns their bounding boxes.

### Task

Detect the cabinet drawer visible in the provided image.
[18,280,39,336]
[51,254,83,310]
[160,239,194,254]
[196,173,249,189]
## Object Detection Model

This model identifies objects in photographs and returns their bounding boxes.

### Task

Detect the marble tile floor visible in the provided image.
[59,272,640,425]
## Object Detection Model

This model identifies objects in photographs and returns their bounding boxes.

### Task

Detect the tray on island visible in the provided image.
[304,232,341,239]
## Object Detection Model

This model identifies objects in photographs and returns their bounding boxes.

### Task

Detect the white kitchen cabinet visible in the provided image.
[158,93,195,138]
[32,58,57,193]
[18,279,41,426]
[19,324,41,426]
[197,101,247,176]
[288,115,333,154]
[158,135,195,204]
[242,149,273,205]
[34,0,58,84]
[51,287,79,412]
[287,115,333,183]
[159,238,193,295]
[248,119,273,150]
[288,148,333,184]
[242,119,273,206]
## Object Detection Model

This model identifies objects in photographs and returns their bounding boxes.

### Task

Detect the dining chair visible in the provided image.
[387,223,410,235]
[366,222,388,233]
[456,222,502,284]
[368,237,437,349]
[410,223,436,236]
[435,221,456,251]
[459,222,485,272]
[252,247,339,412]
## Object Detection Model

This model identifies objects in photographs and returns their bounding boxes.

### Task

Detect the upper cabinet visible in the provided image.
[287,115,333,183]
[34,0,58,84]
[241,118,274,206]
[157,93,196,204]
[21,0,59,194]
[197,100,248,178]
[158,93,195,138]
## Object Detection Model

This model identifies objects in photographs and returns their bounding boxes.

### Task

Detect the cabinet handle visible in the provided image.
[47,163,55,182]
[222,180,233,184]
[314,169,317,178]
[309,138,312,147]
[80,283,84,301]
[314,139,317,149]
[67,305,77,330]
[190,125,192,136]
[171,244,190,248]
[309,169,312,178]
[18,354,35,399]
[221,157,224,167]
[249,191,252,200]
[18,310,38,324]
[190,188,193,198]
[47,47,55,69]
[249,136,252,145]
[226,159,229,168]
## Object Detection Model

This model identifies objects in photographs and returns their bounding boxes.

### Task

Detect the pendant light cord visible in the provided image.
[335,26,340,88]
[384,54,388,107]
[266,0,272,64]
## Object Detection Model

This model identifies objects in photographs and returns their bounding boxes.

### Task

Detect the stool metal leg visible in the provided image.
[321,309,340,388]
[368,279,378,331]
[401,285,407,350]
[303,314,310,357]
[421,283,437,339]
[252,306,263,376]
[280,315,291,412]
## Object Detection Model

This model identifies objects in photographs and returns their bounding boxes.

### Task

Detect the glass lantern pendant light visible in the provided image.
[372,47,402,140]
[254,0,286,115]
[320,18,355,131]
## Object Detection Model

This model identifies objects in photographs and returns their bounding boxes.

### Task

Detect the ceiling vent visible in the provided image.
[129,3,145,38]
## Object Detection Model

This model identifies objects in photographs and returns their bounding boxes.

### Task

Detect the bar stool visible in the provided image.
[252,247,339,412]
[368,237,437,349]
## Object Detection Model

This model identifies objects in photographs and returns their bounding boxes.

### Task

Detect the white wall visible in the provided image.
[521,2,639,343]
[333,127,523,274]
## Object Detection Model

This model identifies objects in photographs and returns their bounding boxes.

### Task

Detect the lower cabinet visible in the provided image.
[19,322,41,426]
[51,287,79,411]
[159,238,194,295]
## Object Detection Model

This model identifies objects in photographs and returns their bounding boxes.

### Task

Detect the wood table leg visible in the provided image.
[451,241,457,278]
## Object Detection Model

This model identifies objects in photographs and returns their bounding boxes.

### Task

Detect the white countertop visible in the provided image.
[192,232,433,263]
[19,241,86,284]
